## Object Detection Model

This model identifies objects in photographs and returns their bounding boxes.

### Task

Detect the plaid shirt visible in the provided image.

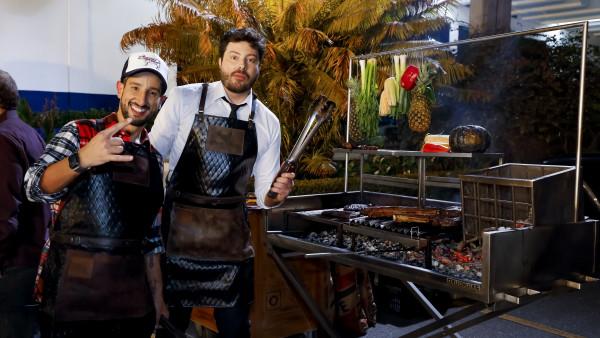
[24,113,164,255]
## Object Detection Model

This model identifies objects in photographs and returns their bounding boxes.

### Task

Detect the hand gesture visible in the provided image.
[78,118,134,169]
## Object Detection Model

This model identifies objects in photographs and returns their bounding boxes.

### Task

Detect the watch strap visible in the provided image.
[68,152,86,174]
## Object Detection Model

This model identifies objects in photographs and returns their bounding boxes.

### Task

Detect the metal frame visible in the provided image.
[267,214,597,337]
[345,21,590,221]
[337,148,503,207]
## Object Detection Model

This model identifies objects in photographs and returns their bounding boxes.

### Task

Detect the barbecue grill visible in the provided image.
[262,22,598,338]
[265,191,598,337]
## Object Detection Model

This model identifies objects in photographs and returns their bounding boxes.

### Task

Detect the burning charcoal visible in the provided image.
[367,219,381,227]
[381,220,394,230]
[321,210,360,220]
[302,229,339,247]
[351,217,368,226]
[344,204,370,212]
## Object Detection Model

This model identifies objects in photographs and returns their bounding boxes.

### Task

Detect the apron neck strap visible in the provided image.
[196,83,257,129]
[198,83,209,115]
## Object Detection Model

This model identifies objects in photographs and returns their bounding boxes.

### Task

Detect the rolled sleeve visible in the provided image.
[24,122,79,203]
[253,109,282,209]
[149,88,181,159]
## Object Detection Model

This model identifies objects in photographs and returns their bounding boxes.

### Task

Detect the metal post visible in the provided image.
[344,58,353,193]
[360,154,364,202]
[574,21,588,222]
[417,157,426,208]
[401,302,486,338]
[402,281,461,338]
[266,244,341,338]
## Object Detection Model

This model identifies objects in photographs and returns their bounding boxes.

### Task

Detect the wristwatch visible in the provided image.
[68,152,86,174]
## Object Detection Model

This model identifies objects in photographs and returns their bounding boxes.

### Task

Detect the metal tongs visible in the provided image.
[267,95,336,198]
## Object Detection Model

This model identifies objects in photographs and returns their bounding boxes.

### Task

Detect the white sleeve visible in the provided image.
[253,118,281,209]
[149,87,181,158]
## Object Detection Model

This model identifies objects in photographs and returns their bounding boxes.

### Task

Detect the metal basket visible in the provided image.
[460,163,576,241]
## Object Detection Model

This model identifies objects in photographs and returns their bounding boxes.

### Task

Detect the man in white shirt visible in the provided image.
[150,28,294,338]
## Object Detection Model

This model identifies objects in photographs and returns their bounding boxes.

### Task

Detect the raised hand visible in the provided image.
[78,118,134,169]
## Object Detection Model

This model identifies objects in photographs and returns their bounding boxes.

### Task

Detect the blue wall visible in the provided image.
[19,90,118,112]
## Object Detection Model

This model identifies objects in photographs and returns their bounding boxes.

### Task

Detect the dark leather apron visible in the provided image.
[41,120,164,322]
[163,83,258,307]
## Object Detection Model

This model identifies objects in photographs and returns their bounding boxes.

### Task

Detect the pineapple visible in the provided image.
[407,88,431,133]
[407,64,434,133]
[346,78,365,144]
[349,100,364,143]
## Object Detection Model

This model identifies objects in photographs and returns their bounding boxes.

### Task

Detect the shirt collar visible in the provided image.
[211,81,254,107]
[102,112,149,144]
[1,109,19,123]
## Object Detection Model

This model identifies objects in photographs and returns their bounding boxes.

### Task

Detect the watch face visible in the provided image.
[69,153,82,172]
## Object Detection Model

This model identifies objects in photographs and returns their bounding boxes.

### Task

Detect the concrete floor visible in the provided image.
[365,281,600,337]
[185,280,600,337]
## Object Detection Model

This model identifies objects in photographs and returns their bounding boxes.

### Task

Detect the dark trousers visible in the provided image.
[0,267,39,338]
[39,312,155,338]
[157,303,250,338]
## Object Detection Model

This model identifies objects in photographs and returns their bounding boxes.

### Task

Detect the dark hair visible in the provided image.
[0,70,19,110]
[219,28,267,61]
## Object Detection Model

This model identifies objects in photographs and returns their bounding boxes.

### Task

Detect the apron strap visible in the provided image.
[197,82,209,116]
[52,233,143,253]
[248,93,257,130]
[199,84,258,130]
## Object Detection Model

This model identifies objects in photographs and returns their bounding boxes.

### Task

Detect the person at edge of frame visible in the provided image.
[23,52,170,338]
[0,70,51,338]
[150,27,294,338]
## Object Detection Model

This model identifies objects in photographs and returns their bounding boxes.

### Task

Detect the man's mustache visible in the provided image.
[231,71,249,78]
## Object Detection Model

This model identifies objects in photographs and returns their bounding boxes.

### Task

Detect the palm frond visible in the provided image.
[436,55,473,85]
[299,67,348,118]
[159,0,233,27]
[300,151,337,177]
[317,47,354,86]
[263,65,304,117]
[310,0,345,28]
[324,0,391,35]
[382,16,448,42]
[280,28,333,55]
[277,1,308,34]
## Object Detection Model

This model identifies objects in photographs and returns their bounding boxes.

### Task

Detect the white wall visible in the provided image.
[0,0,163,95]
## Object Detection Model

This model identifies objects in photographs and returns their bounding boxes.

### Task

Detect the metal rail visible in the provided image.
[352,22,587,60]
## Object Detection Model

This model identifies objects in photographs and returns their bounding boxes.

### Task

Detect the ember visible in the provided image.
[299,230,482,281]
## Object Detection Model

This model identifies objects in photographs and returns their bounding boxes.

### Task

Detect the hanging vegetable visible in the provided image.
[356,58,379,138]
[393,54,409,118]
[379,77,398,117]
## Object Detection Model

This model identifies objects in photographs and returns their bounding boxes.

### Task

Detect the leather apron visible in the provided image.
[41,120,164,322]
[163,83,258,308]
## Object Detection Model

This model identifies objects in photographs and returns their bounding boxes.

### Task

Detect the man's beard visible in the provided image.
[120,101,155,127]
[221,70,257,94]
